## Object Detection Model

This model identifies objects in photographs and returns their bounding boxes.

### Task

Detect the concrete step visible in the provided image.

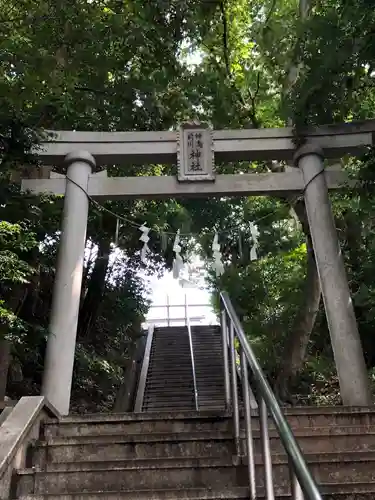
[16,458,247,495]
[146,365,192,368]
[197,388,225,393]
[142,396,195,401]
[198,399,225,403]
[141,400,196,406]
[144,376,193,380]
[142,401,196,406]
[15,483,375,500]
[278,406,375,428]
[144,387,194,392]
[145,375,192,378]
[142,402,196,407]
[142,405,197,412]
[149,352,192,357]
[256,425,375,454]
[141,406,197,412]
[142,391,193,395]
[151,340,190,344]
[197,387,225,393]
[198,398,225,403]
[195,354,223,358]
[36,426,375,465]
[198,395,225,400]
[150,342,190,346]
[149,355,191,359]
[151,340,191,343]
[147,361,192,365]
[193,339,222,342]
[16,487,250,500]
[143,384,193,388]
[197,344,223,353]
[150,350,192,354]
[147,366,193,370]
[43,409,375,438]
[142,400,195,405]
[194,345,222,349]
[196,371,223,375]
[31,456,242,473]
[16,452,375,495]
[43,414,232,438]
[144,384,194,389]
[198,405,227,411]
[194,349,222,352]
[33,433,235,466]
[257,407,375,429]
[151,348,192,352]
[143,391,195,396]
[151,343,190,346]
[147,365,192,369]
[195,366,223,370]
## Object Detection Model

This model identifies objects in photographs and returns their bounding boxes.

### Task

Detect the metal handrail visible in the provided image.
[220,290,322,500]
[186,298,199,411]
[134,324,154,412]
[221,310,258,410]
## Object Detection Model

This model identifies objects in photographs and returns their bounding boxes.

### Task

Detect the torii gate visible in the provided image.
[22,120,375,415]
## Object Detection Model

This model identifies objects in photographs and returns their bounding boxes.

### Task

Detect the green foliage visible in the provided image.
[0,0,201,406]
[283,0,375,128]
[0,221,36,336]
[70,254,149,412]
[2,0,375,409]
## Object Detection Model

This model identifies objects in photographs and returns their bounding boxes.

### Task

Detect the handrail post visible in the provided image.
[229,320,240,456]
[221,309,231,409]
[290,466,305,500]
[166,294,170,327]
[260,398,275,500]
[184,293,188,325]
[186,296,199,411]
[220,290,322,500]
[240,348,257,500]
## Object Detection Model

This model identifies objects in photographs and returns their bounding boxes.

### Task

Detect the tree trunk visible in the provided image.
[77,238,111,340]
[0,339,11,401]
[113,357,138,413]
[343,210,362,294]
[275,199,321,402]
[0,286,28,400]
[113,333,146,412]
[275,234,321,401]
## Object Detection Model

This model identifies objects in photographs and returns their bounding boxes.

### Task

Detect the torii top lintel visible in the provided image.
[36,119,375,166]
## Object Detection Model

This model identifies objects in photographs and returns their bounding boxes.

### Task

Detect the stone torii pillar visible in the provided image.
[42,151,95,415]
[294,144,371,406]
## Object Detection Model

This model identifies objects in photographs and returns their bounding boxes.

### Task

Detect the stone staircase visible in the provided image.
[139,326,226,412]
[191,326,226,411]
[13,407,375,499]
[142,326,196,412]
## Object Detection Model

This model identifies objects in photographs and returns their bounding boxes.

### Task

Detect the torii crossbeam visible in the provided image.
[23,119,375,198]
[32,119,375,165]
[23,120,375,414]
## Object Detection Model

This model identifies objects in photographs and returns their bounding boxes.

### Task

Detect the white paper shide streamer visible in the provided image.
[114,218,120,246]
[212,232,224,276]
[139,223,150,264]
[250,222,260,261]
[173,230,184,279]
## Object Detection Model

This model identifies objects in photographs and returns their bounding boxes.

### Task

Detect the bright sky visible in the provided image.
[139,44,211,327]
[144,270,218,327]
